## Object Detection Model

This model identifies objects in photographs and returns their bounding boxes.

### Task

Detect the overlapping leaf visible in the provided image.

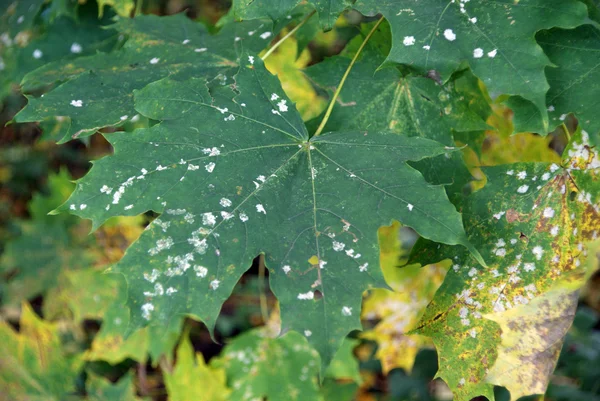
[14,14,277,142]
[59,52,481,369]
[164,335,231,401]
[408,128,600,400]
[539,25,600,139]
[306,24,490,203]
[0,303,83,400]
[212,325,360,401]
[353,0,588,130]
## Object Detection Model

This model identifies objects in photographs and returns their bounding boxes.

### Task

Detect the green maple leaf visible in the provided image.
[408,128,600,400]
[86,372,144,401]
[305,22,490,203]
[353,0,588,130]
[14,14,277,143]
[0,304,83,400]
[232,0,352,30]
[212,326,359,400]
[58,54,481,369]
[0,170,95,306]
[164,335,231,401]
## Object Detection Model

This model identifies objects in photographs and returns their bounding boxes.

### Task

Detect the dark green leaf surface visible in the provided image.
[15,14,276,143]
[353,0,588,130]
[409,128,600,400]
[305,25,490,203]
[60,55,479,368]
[539,25,600,137]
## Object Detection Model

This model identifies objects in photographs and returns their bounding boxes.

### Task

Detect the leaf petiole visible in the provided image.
[313,16,385,137]
[261,10,317,61]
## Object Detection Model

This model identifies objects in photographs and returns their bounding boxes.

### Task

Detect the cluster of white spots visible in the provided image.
[459,307,470,326]
[149,237,174,256]
[459,378,466,386]
[220,198,232,208]
[205,162,216,173]
[220,211,234,220]
[188,164,200,171]
[256,204,266,214]
[182,39,190,44]
[282,265,291,274]
[517,171,527,180]
[70,99,83,107]
[70,42,82,54]
[144,269,160,283]
[124,204,134,210]
[202,212,217,227]
[332,241,346,251]
[167,208,186,215]
[194,265,208,277]
[270,93,279,101]
[216,107,228,114]
[277,99,288,112]
[304,330,312,337]
[524,262,536,272]
[517,184,529,194]
[319,260,327,269]
[341,306,352,316]
[166,287,178,295]
[488,49,497,58]
[248,55,254,64]
[443,29,456,41]
[141,303,154,320]
[184,213,195,224]
[210,279,220,290]
[150,57,160,64]
[359,262,368,272]
[345,249,361,259]
[423,45,431,50]
[239,212,249,222]
[194,48,207,53]
[468,267,478,277]
[407,203,414,211]
[144,282,164,297]
[550,225,559,237]
[567,130,600,171]
[224,114,235,121]
[473,48,483,58]
[298,291,314,300]
[33,49,43,59]
[506,170,514,176]
[120,115,129,121]
[469,17,477,24]
[543,207,555,218]
[100,185,113,194]
[260,31,272,39]
[156,165,168,171]
[188,229,209,254]
[469,328,477,338]
[403,36,415,46]
[163,253,194,277]
[202,147,221,156]
[493,211,505,220]
[532,245,544,260]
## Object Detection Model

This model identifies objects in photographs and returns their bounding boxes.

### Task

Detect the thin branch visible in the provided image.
[261,10,317,61]
[313,16,385,137]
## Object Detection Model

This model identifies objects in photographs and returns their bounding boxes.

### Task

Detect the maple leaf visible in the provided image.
[58,53,481,369]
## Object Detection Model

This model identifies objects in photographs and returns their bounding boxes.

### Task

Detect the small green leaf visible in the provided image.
[86,372,144,401]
